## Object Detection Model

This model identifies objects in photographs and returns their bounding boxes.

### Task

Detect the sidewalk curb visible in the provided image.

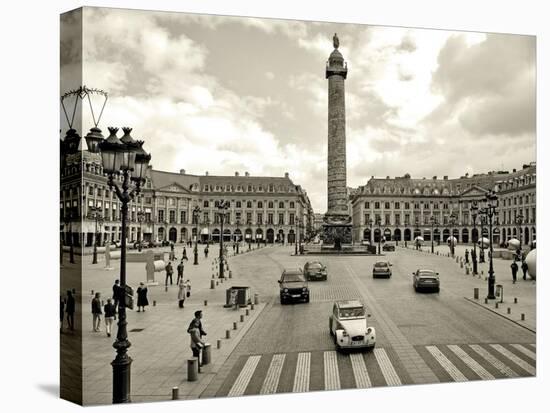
[175,302,269,399]
[463,297,536,334]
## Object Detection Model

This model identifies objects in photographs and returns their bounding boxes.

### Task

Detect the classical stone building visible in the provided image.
[350,163,536,247]
[60,135,314,248]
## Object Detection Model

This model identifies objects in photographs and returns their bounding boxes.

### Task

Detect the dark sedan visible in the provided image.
[279,269,310,304]
[304,261,328,281]
[412,269,440,292]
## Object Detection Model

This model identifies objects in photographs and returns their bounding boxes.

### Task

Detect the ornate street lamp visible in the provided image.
[479,214,486,263]
[515,213,524,251]
[89,205,104,264]
[295,219,299,255]
[96,126,151,403]
[483,191,499,299]
[217,200,230,278]
[470,201,479,275]
[367,218,374,249]
[236,219,241,254]
[449,213,457,257]
[193,206,201,265]
[430,215,438,254]
[136,210,145,252]
[376,216,382,254]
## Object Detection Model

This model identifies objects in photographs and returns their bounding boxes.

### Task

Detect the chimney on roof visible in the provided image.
[443,176,448,180]
[285,172,289,178]
[205,171,209,176]
[245,171,250,177]
[180,169,186,175]
[433,176,437,180]
[513,168,516,173]
[235,171,239,176]
[386,176,390,179]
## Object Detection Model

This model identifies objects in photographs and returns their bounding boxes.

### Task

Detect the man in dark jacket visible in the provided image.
[177,260,185,284]
[511,261,519,284]
[112,280,121,313]
[65,290,75,331]
[464,249,470,264]
[91,292,102,332]
[103,298,116,337]
[165,261,174,286]
[187,310,207,338]
[521,260,529,280]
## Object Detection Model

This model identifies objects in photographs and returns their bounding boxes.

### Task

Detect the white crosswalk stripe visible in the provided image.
[510,344,536,361]
[448,345,494,380]
[324,351,341,390]
[260,354,286,394]
[293,352,311,393]
[228,355,261,397]
[426,346,468,382]
[374,348,402,386]
[350,353,372,388]
[469,345,519,378]
[490,344,536,375]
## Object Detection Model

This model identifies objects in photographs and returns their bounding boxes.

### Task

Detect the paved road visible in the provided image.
[204,247,535,398]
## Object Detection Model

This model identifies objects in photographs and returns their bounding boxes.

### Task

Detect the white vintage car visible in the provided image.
[329,300,376,351]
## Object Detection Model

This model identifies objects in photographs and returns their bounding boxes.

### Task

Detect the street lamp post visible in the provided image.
[137,211,145,252]
[236,219,241,254]
[515,213,524,252]
[470,201,479,275]
[95,126,151,404]
[217,200,230,278]
[295,220,299,255]
[479,215,486,263]
[89,205,104,264]
[376,217,381,255]
[449,213,457,257]
[483,191,499,299]
[367,218,374,250]
[193,206,201,265]
[430,215,437,254]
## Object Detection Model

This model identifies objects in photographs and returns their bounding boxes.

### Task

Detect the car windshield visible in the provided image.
[418,271,436,277]
[374,262,389,268]
[283,273,305,282]
[309,263,322,269]
[339,307,365,318]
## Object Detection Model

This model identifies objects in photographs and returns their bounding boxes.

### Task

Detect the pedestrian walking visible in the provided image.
[136,282,149,312]
[60,296,65,332]
[177,260,185,284]
[165,261,174,286]
[169,242,176,261]
[187,310,207,338]
[65,290,75,331]
[112,279,121,313]
[511,261,519,284]
[182,247,188,261]
[177,279,186,308]
[184,279,191,299]
[204,245,209,258]
[188,320,205,367]
[232,243,236,253]
[521,260,528,280]
[464,249,470,264]
[91,292,102,332]
[104,298,116,337]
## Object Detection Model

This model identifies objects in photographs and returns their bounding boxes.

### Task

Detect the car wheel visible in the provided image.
[280,296,285,305]
[414,285,418,292]
[435,287,440,293]
[305,296,310,303]
[329,317,334,335]
[367,343,376,351]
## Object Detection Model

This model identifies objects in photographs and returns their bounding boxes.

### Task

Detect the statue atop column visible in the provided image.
[333,33,339,49]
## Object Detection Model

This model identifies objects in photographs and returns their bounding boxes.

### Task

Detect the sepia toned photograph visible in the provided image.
[59,6,536,406]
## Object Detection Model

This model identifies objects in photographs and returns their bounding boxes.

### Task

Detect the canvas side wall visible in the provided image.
[60,7,84,406]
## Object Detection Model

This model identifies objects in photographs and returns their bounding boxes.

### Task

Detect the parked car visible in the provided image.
[304,261,328,281]
[278,269,310,304]
[372,261,392,278]
[361,239,371,246]
[412,269,440,292]
[133,241,148,250]
[382,244,395,252]
[329,300,376,351]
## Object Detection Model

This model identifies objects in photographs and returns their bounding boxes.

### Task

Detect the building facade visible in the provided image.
[60,137,314,248]
[350,163,536,248]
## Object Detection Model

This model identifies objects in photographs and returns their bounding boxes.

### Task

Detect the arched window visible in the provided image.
[247,201,252,208]
[203,200,209,208]
[268,201,274,209]
[258,201,263,208]
[278,201,284,208]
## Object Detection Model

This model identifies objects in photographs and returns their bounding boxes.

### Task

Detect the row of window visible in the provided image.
[501,193,536,207]
[203,200,295,209]
[364,201,451,210]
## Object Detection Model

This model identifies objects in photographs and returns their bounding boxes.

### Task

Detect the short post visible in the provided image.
[240,315,245,322]
[216,281,219,286]
[521,313,525,321]
[202,344,211,365]
[210,280,215,289]
[460,261,463,268]
[474,288,479,300]
[217,339,222,349]
[246,309,250,316]
[91,290,94,295]
[165,286,168,292]
[495,302,499,309]
[187,359,198,382]
[229,270,232,279]
[153,300,156,306]
[172,387,179,400]
[484,298,488,304]
[254,294,260,305]
[233,322,237,330]
[204,300,208,306]
[251,303,255,310]
[514,297,518,304]
[507,307,511,314]
[225,329,231,339]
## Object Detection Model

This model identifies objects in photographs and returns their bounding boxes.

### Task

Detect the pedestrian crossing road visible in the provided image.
[216,343,535,397]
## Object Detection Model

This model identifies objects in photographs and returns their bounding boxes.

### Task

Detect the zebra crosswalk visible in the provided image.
[219,343,535,397]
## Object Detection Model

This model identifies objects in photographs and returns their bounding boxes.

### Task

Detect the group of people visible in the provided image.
[464,248,530,284]
[60,289,76,332]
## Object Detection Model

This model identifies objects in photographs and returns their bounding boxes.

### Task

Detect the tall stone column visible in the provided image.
[323,34,352,248]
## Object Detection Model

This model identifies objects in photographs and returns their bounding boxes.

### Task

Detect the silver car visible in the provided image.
[412,269,440,292]
[372,261,392,278]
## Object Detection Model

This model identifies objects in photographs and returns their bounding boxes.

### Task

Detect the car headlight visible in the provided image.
[342,331,348,337]
[283,288,288,292]
[302,287,307,292]
[366,328,372,334]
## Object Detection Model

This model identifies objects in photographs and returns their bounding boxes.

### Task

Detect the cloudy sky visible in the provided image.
[61,7,536,213]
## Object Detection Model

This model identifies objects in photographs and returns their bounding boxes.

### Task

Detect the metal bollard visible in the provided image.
[474,288,479,300]
[460,262,463,268]
[216,281,219,286]
[233,322,238,330]
[254,294,260,305]
[466,267,470,275]
[226,330,231,339]
[217,339,222,349]
[202,344,211,365]
[484,298,488,304]
[229,271,232,279]
[210,280,215,289]
[240,315,245,322]
[172,387,179,400]
[507,307,511,314]
[246,309,250,316]
[91,290,94,295]
[187,359,198,381]
[495,302,499,309]
[212,273,215,279]
[514,297,518,304]
[521,313,525,321]
[204,300,208,306]
[153,300,156,306]
[250,303,255,310]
